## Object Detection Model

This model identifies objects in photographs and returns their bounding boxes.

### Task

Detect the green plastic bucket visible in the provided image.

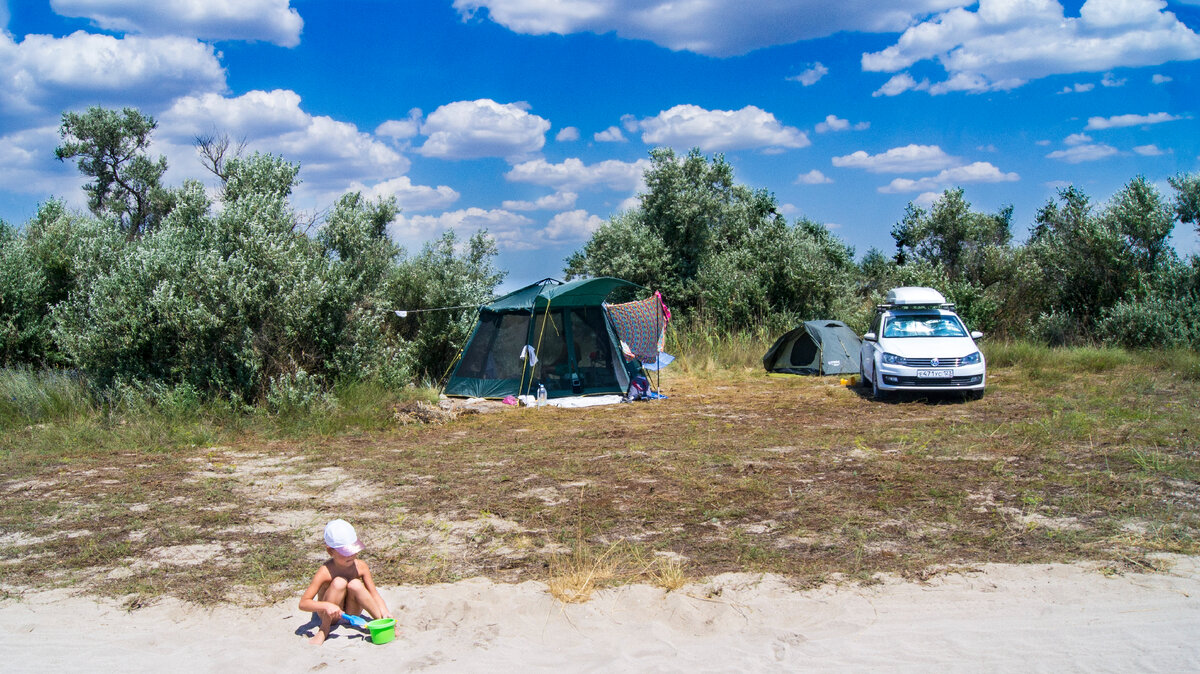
[367,618,396,644]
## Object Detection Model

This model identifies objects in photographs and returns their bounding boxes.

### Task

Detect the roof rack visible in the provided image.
[875,302,956,311]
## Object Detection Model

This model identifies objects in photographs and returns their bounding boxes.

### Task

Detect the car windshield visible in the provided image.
[883,314,967,338]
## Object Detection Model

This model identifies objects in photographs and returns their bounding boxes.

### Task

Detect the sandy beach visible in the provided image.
[3,555,1198,673]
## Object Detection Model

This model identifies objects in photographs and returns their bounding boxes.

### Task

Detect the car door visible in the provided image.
[861,311,883,381]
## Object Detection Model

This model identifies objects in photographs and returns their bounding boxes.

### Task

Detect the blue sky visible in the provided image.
[2,0,1198,290]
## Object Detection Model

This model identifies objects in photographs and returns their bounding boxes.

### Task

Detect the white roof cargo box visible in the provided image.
[885,286,946,306]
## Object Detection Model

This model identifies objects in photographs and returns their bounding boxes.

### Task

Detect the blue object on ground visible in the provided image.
[343,613,368,628]
[642,352,675,371]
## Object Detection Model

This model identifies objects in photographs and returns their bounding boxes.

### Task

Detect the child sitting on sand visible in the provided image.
[299,519,392,645]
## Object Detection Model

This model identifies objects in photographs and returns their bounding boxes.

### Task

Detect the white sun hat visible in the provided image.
[323,519,365,556]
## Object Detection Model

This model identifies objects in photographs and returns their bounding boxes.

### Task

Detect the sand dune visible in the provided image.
[3,556,1198,672]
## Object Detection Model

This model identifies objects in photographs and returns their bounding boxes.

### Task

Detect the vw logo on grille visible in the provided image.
[930,358,940,367]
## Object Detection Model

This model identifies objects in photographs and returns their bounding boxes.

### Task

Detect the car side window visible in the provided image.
[870,312,882,335]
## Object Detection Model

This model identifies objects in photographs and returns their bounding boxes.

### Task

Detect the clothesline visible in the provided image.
[392,303,481,317]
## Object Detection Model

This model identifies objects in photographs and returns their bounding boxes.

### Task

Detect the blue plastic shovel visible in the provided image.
[342,613,368,628]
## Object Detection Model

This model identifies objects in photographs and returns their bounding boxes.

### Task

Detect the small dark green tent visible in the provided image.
[763,320,861,375]
[444,277,646,399]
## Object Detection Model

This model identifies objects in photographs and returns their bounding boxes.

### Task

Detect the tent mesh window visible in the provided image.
[455,311,530,381]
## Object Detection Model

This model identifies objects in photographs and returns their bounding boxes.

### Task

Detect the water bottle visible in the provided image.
[536,383,547,407]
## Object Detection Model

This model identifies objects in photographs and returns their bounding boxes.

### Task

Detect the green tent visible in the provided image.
[444,277,645,399]
[762,320,861,375]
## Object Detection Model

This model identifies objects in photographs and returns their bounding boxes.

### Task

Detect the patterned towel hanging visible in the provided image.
[605,291,670,363]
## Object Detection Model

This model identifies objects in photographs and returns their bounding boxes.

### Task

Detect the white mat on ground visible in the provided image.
[2,556,1199,673]
[517,394,624,408]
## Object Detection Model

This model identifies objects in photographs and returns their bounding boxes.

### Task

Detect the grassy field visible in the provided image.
[1,343,1198,607]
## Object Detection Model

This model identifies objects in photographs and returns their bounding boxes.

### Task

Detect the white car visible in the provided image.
[859,287,986,400]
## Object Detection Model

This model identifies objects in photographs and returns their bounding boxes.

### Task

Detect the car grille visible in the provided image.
[900,357,964,367]
[885,375,983,387]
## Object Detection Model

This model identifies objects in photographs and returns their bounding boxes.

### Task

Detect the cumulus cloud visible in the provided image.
[1059,82,1095,94]
[158,89,409,192]
[1085,112,1182,129]
[1101,72,1126,88]
[50,0,304,47]
[863,0,1200,95]
[454,0,970,57]
[390,207,534,250]
[879,161,1019,193]
[502,191,578,211]
[788,62,829,86]
[815,115,869,133]
[556,126,580,141]
[505,157,650,192]
[1152,73,1173,83]
[594,126,626,142]
[416,99,549,160]
[0,31,225,125]
[633,104,809,152]
[545,209,605,241]
[832,144,959,173]
[376,109,423,142]
[1046,143,1119,163]
[0,125,83,200]
[348,176,459,213]
[1133,144,1165,156]
[795,169,833,185]
[1065,133,1093,146]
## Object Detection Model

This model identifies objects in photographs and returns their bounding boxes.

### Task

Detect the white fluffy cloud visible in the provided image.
[505,157,650,192]
[502,191,578,211]
[1085,112,1182,129]
[594,126,626,142]
[376,109,423,142]
[545,209,605,241]
[0,31,225,124]
[864,0,1200,95]
[348,176,460,213]
[390,207,535,249]
[50,0,304,46]
[879,161,1019,193]
[556,126,580,142]
[795,169,833,185]
[454,0,970,57]
[832,144,959,173]
[788,62,828,86]
[634,104,809,152]
[1046,143,1119,163]
[416,99,549,160]
[815,115,869,133]
[1133,144,1165,156]
[159,89,409,191]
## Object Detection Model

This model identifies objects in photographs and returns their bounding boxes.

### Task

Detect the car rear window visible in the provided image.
[883,314,967,338]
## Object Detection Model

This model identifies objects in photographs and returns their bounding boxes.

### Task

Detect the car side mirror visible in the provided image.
[971,331,983,340]
[863,332,877,342]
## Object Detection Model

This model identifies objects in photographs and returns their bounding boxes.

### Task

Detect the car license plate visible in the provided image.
[917,369,952,378]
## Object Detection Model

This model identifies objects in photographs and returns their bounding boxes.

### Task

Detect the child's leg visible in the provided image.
[309,577,348,644]
[345,579,382,619]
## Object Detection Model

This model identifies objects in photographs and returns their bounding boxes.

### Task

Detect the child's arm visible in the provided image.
[298,566,342,622]
[359,561,392,619]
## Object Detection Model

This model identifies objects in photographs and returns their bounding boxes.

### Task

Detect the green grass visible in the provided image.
[1,343,1198,606]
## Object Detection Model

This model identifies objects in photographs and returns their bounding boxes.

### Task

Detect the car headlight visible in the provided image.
[961,351,981,365]
[881,352,905,365]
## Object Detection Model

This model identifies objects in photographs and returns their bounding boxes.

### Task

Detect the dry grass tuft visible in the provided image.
[391,400,459,425]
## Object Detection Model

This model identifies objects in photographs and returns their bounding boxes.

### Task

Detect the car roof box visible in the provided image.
[885,286,946,306]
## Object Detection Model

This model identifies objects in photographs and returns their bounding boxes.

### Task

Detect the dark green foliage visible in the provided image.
[55,107,172,237]
[567,148,856,331]
[384,231,507,384]
[4,107,507,404]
